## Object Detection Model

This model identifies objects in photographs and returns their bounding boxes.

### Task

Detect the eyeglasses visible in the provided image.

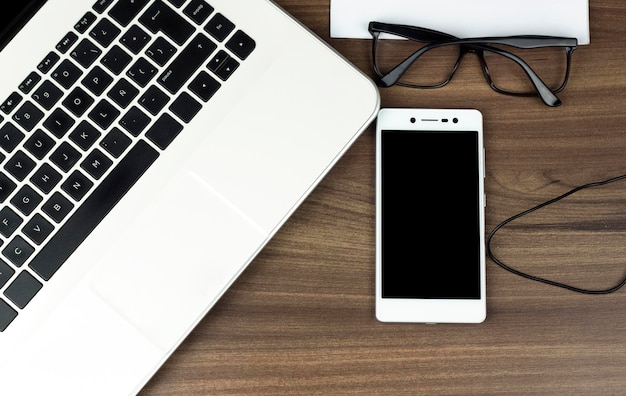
[368,22,578,107]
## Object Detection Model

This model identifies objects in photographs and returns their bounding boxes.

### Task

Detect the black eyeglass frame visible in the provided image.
[368,22,578,107]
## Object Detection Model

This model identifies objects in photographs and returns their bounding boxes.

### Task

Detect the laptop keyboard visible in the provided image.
[0,0,255,332]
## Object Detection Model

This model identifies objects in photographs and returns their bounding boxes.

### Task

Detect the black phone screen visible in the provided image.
[381,130,481,299]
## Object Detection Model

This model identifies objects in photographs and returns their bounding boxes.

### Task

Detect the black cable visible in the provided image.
[487,173,626,294]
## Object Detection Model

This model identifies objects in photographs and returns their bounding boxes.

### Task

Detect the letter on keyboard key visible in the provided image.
[2,236,35,268]
[0,206,23,238]
[61,170,94,201]
[23,214,55,246]
[42,192,74,224]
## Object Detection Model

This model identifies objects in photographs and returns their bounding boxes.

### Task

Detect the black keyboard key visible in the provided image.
[42,192,74,224]
[24,129,55,160]
[55,31,78,54]
[212,55,239,81]
[3,236,35,267]
[226,30,256,60]
[1,92,23,115]
[31,163,63,194]
[23,214,55,246]
[81,149,113,180]
[0,207,23,238]
[50,142,82,173]
[0,123,25,153]
[93,0,115,14]
[30,140,159,280]
[109,0,150,26]
[62,170,94,201]
[32,80,63,110]
[90,18,121,48]
[70,39,102,68]
[12,102,44,132]
[188,71,220,102]
[139,0,195,45]
[75,11,97,33]
[100,127,131,158]
[88,99,120,129]
[127,57,158,87]
[159,33,216,94]
[18,72,41,94]
[169,91,201,123]
[145,113,183,149]
[208,50,230,72]
[101,45,132,75]
[0,298,18,332]
[119,106,150,136]
[5,151,36,181]
[107,78,139,109]
[51,59,83,89]
[11,185,43,216]
[4,270,42,308]
[205,13,234,42]
[0,260,15,289]
[139,85,169,115]
[63,87,95,117]
[167,0,186,7]
[183,0,214,24]
[44,108,76,138]
[120,25,151,54]
[0,173,17,203]
[82,66,114,96]
[37,52,60,74]
[145,36,176,66]
[69,120,101,151]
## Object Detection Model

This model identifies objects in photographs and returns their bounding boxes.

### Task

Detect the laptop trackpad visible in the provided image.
[90,172,267,349]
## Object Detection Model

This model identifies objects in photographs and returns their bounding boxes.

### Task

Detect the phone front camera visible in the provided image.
[410,117,416,123]
[453,118,458,123]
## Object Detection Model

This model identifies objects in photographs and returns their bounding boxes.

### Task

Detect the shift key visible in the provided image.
[139,0,194,45]
[158,34,217,94]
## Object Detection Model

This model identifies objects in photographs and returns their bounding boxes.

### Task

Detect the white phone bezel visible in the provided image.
[375,108,486,323]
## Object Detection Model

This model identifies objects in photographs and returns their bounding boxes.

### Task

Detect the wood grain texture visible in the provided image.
[141,1,626,394]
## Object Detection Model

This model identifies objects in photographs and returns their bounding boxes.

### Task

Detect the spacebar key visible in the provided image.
[29,140,159,281]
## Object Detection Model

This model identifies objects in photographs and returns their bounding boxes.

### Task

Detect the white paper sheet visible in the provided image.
[330,0,589,44]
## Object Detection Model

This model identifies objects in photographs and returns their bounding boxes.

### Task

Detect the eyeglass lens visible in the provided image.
[482,45,569,94]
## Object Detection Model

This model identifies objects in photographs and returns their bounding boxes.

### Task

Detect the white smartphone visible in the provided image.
[375,108,486,323]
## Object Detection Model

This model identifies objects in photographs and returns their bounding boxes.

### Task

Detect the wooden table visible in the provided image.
[142,1,626,394]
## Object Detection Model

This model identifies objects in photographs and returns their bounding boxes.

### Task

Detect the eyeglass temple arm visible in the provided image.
[379,39,562,106]
[369,21,457,42]
[369,22,578,48]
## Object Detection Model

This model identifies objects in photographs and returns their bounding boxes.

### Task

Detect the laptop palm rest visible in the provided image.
[90,172,267,349]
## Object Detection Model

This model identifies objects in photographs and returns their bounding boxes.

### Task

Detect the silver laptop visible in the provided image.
[0,0,379,393]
